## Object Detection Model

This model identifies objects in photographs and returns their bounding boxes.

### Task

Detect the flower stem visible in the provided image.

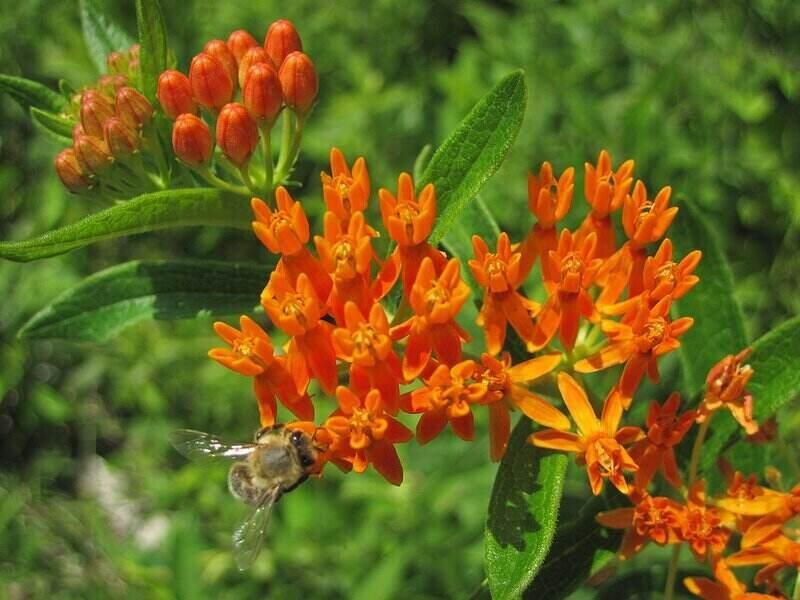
[194,165,250,196]
[260,125,273,197]
[664,415,712,600]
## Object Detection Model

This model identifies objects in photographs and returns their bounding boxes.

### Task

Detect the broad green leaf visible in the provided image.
[442,196,499,292]
[19,260,271,342]
[412,144,433,183]
[699,316,800,474]
[422,70,527,244]
[0,74,67,113]
[136,0,168,101]
[79,0,135,72]
[521,494,622,599]
[30,107,75,140]
[671,199,747,395]
[485,417,569,600]
[0,188,251,263]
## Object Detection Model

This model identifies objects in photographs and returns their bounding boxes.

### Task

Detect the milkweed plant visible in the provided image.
[2,2,800,598]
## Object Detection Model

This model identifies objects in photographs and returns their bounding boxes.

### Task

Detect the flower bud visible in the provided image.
[80,90,115,138]
[107,51,129,75]
[227,29,258,63]
[73,134,113,175]
[189,53,234,112]
[238,46,271,89]
[157,70,196,119]
[243,63,282,124]
[128,44,140,61]
[116,86,154,129]
[104,117,139,158]
[54,148,91,193]
[73,123,85,138]
[216,103,259,166]
[98,74,127,97]
[203,39,238,91]
[279,52,318,115]
[264,19,302,68]
[172,114,213,166]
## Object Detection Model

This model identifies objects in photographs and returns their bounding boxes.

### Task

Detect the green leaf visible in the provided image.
[0,74,67,113]
[521,494,623,599]
[19,259,271,343]
[79,0,135,73]
[135,0,168,101]
[671,199,748,395]
[30,107,75,140]
[485,417,569,600]
[422,70,527,245]
[442,196,499,292]
[699,316,800,474]
[412,143,433,183]
[0,188,251,263]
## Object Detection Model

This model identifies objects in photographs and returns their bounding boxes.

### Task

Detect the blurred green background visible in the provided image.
[1,0,799,598]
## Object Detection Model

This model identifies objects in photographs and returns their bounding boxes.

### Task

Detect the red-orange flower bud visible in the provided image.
[129,44,140,61]
[243,63,282,124]
[115,86,153,129]
[279,51,317,115]
[264,19,302,68]
[203,39,238,91]
[103,117,139,158]
[73,134,113,175]
[172,114,213,166]
[97,74,128,97]
[227,29,259,63]
[157,70,196,120]
[238,46,272,89]
[106,51,128,75]
[79,90,115,138]
[54,148,91,193]
[189,53,234,112]
[216,103,259,166]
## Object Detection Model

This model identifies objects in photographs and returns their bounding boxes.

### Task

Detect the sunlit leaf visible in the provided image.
[0,74,67,113]
[135,0,168,101]
[0,188,251,262]
[79,0,135,72]
[18,260,272,342]
[30,107,75,140]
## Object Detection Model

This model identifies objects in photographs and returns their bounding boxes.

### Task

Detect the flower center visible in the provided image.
[334,175,353,212]
[232,337,255,357]
[424,284,450,314]
[281,294,308,327]
[642,319,666,349]
[396,203,419,240]
[332,238,357,279]
[593,439,619,478]
[655,262,676,287]
[352,324,380,356]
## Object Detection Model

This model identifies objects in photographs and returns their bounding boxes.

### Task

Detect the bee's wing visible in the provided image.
[169,429,256,463]
[232,485,279,570]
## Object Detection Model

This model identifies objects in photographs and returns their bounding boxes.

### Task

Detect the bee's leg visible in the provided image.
[281,474,309,496]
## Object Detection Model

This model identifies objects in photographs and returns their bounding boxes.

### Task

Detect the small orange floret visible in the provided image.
[529,373,643,495]
[320,147,370,222]
[469,233,540,354]
[324,387,413,485]
[623,180,678,248]
[642,238,702,302]
[678,480,731,562]
[699,348,758,435]
[391,257,470,381]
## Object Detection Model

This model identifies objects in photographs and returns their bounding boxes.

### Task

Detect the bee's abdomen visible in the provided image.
[228,462,263,505]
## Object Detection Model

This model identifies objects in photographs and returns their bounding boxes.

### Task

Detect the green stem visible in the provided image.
[793,570,800,600]
[238,162,258,194]
[274,111,305,184]
[274,109,293,176]
[664,416,713,600]
[259,124,273,198]
[194,165,250,195]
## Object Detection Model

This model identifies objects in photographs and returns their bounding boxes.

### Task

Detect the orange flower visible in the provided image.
[714,461,787,531]
[684,559,779,600]
[314,210,376,324]
[699,349,758,435]
[475,352,569,461]
[727,519,800,588]
[575,295,694,402]
[320,147,370,223]
[377,172,446,296]
[529,373,643,495]
[532,229,603,351]
[251,187,332,303]
[391,257,470,381]
[403,360,487,444]
[261,271,338,394]
[577,150,634,258]
[324,387,412,485]
[469,233,541,354]
[518,161,574,278]
[628,393,695,489]
[332,301,403,415]
[209,316,314,425]
[596,490,683,559]
[678,480,731,562]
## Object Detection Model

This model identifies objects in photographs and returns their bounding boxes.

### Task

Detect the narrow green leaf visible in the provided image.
[521,494,623,599]
[59,79,76,99]
[0,188,251,263]
[412,144,433,183]
[30,107,75,140]
[0,74,67,113]
[79,0,135,72]
[19,259,271,342]
[135,0,168,101]
[671,199,748,395]
[423,70,527,244]
[485,417,569,600]
[699,316,800,474]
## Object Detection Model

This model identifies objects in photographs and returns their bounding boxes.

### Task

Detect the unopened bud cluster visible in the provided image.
[160,19,317,195]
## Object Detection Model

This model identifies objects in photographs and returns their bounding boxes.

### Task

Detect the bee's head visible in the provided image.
[289,429,317,469]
